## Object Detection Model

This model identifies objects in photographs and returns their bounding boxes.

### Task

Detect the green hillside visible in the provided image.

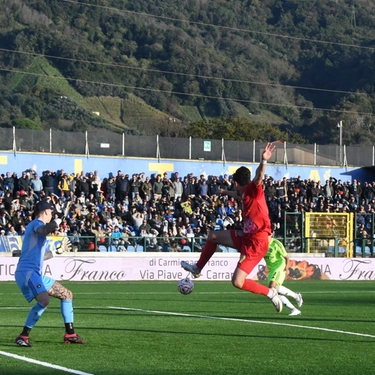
[0,0,375,144]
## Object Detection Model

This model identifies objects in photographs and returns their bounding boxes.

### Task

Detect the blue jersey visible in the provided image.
[16,219,47,274]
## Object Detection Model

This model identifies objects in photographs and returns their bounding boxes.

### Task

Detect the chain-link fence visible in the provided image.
[2,127,375,166]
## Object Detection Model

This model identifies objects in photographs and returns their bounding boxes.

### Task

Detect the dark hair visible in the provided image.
[233,166,250,186]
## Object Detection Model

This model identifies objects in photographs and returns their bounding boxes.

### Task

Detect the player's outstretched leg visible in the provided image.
[279,295,301,316]
[277,285,303,308]
[269,288,283,313]
[181,261,201,278]
[295,293,303,308]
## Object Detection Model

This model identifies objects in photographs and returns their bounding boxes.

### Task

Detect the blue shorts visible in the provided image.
[15,271,55,303]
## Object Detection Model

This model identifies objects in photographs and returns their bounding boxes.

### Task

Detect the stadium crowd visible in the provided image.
[0,168,371,252]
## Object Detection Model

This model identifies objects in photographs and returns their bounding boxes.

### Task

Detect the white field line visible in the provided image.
[4,290,375,296]
[0,351,93,375]
[108,306,375,340]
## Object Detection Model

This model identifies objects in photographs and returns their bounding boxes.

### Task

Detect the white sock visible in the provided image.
[277,285,297,299]
[279,295,296,311]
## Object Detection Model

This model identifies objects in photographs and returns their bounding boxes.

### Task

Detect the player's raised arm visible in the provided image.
[36,221,58,236]
[218,188,241,199]
[253,142,276,185]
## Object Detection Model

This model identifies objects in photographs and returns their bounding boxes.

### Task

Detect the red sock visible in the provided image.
[196,240,217,270]
[241,279,269,296]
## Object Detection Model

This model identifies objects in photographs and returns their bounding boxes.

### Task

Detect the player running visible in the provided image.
[181,143,283,313]
[14,199,87,347]
[265,237,303,316]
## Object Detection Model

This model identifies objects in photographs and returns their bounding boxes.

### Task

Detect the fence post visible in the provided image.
[283,141,288,166]
[314,143,317,166]
[221,138,226,166]
[85,131,89,158]
[156,135,160,161]
[12,126,17,155]
[334,238,338,257]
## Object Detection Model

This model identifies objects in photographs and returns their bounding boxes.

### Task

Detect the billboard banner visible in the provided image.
[1,255,375,282]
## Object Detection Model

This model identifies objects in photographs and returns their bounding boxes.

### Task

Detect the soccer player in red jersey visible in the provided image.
[181,142,283,312]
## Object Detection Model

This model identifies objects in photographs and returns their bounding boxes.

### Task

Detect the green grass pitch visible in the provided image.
[0,280,374,375]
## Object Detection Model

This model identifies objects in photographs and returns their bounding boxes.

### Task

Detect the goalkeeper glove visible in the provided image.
[55,237,73,254]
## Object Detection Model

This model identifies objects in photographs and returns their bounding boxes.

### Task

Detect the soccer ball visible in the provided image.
[177,278,194,295]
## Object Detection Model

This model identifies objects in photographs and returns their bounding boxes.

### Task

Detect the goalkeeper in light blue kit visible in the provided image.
[264,237,303,316]
[14,199,87,347]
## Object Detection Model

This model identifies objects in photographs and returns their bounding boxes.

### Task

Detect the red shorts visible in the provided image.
[230,230,269,275]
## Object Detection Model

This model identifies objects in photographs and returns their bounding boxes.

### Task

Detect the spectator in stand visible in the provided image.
[138,219,151,235]
[116,173,129,202]
[218,202,230,219]
[3,191,13,211]
[190,176,200,197]
[173,176,183,200]
[362,181,375,205]
[91,170,101,200]
[130,174,142,202]
[41,170,56,197]
[57,174,71,199]
[348,196,358,212]
[78,176,90,198]
[0,197,5,212]
[13,172,20,195]
[181,197,193,216]
[86,192,97,206]
[18,172,30,195]
[11,210,25,233]
[141,176,153,201]
[297,181,307,203]
[186,227,195,250]
[323,179,334,200]
[264,178,276,202]
[219,174,230,191]
[152,174,163,201]
[100,177,108,198]
[0,175,4,197]
[109,225,123,250]
[161,172,172,200]
[274,180,285,201]
[29,173,43,199]
[207,176,220,196]
[149,212,163,235]
[349,179,362,205]
[307,181,320,203]
[132,211,144,235]
[3,172,15,196]
[182,176,195,200]
[198,179,209,199]
[99,205,111,226]
[106,176,117,199]
[7,225,18,236]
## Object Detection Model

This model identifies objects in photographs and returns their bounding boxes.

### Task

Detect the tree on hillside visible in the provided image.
[12,118,42,130]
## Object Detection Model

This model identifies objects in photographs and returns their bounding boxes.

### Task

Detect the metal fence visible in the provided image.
[4,211,375,257]
[279,211,375,257]
[2,127,375,166]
